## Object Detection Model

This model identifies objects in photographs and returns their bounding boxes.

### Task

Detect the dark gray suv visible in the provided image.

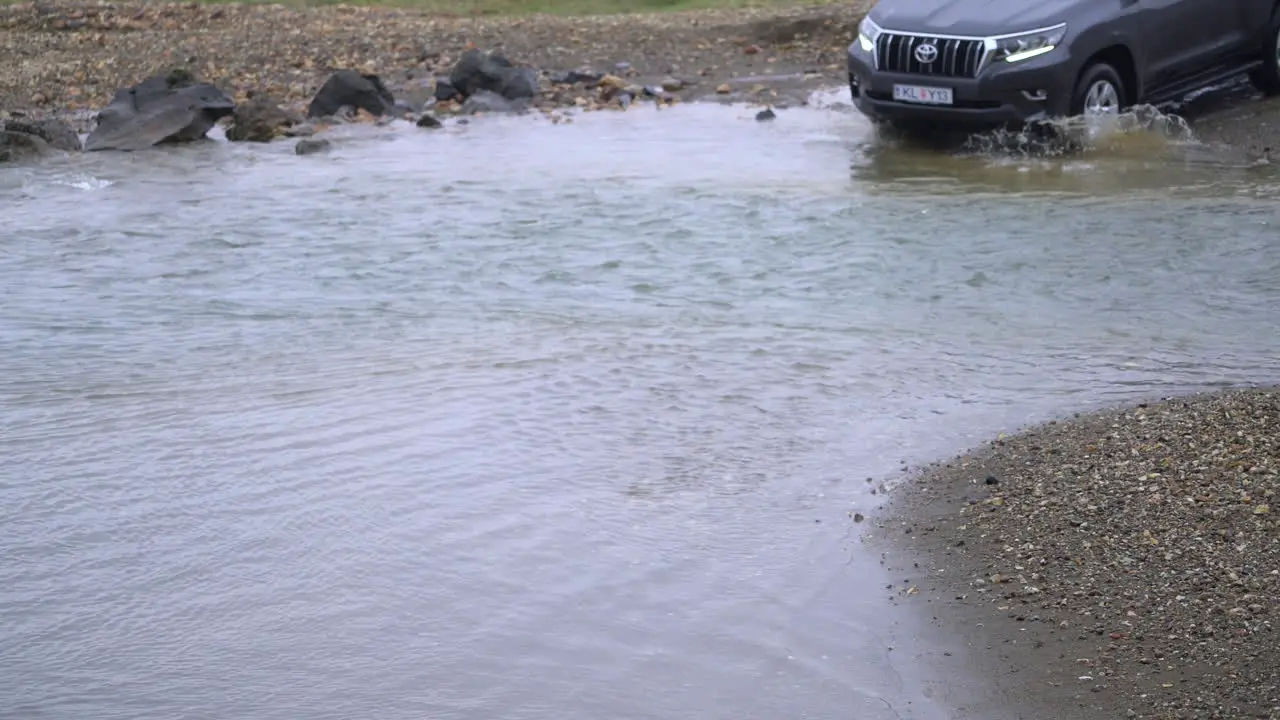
[846,0,1280,128]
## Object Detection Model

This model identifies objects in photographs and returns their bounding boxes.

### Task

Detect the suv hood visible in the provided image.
[869,0,1078,37]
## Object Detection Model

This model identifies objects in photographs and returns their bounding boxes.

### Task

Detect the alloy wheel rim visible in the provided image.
[1084,80,1119,116]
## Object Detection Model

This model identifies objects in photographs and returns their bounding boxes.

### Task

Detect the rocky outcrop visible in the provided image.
[226,97,303,142]
[84,70,235,151]
[448,50,539,101]
[306,70,396,119]
[1,117,81,151]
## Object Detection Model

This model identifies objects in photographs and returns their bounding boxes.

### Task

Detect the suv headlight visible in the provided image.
[858,16,882,53]
[988,23,1066,63]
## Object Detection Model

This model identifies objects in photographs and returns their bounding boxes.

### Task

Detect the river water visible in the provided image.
[3,96,1280,720]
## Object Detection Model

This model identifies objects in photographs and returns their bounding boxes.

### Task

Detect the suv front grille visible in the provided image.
[875,33,986,79]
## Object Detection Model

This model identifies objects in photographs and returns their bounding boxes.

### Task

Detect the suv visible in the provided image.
[846,0,1280,129]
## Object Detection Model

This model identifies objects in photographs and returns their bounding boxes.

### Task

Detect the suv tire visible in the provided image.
[1247,13,1280,96]
[1069,63,1126,118]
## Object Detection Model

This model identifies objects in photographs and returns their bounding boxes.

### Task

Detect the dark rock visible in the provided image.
[755,108,776,121]
[459,90,528,115]
[449,49,539,100]
[225,97,302,142]
[548,69,603,86]
[434,79,462,103]
[306,70,396,119]
[416,114,443,129]
[84,70,235,151]
[294,138,331,156]
[0,129,51,161]
[1,117,81,151]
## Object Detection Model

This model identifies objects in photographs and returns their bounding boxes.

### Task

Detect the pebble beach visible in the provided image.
[880,388,1280,719]
[0,0,863,117]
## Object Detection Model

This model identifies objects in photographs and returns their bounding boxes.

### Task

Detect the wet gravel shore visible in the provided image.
[0,0,863,118]
[4,0,1280,152]
[878,388,1280,720]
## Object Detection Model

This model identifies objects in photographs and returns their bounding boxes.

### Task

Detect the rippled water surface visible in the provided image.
[4,99,1280,720]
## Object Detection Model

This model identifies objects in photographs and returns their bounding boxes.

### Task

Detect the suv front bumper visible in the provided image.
[846,40,1075,127]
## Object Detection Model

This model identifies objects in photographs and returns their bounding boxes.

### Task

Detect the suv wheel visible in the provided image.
[1247,15,1280,95]
[1070,63,1126,118]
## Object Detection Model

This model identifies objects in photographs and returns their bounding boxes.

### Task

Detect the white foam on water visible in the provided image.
[48,174,115,191]
[803,86,856,111]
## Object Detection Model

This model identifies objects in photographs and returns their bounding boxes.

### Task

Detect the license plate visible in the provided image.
[892,84,954,105]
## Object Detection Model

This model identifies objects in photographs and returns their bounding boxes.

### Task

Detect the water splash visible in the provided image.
[959,104,1197,158]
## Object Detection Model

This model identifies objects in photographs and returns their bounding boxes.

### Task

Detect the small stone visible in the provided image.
[755,108,775,121]
[416,114,443,129]
[715,83,732,94]
[661,76,684,92]
[294,138,330,156]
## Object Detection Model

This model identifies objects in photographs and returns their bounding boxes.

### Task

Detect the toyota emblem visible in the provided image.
[914,42,939,64]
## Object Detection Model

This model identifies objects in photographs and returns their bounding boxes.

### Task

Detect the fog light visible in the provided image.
[1021,89,1048,102]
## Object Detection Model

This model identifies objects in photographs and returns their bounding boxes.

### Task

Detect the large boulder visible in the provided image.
[1,117,81,151]
[306,71,396,119]
[84,70,235,151]
[226,97,303,142]
[448,50,539,101]
[0,129,51,162]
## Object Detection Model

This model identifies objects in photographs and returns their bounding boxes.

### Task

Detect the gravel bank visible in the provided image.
[0,0,864,117]
[875,388,1280,719]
